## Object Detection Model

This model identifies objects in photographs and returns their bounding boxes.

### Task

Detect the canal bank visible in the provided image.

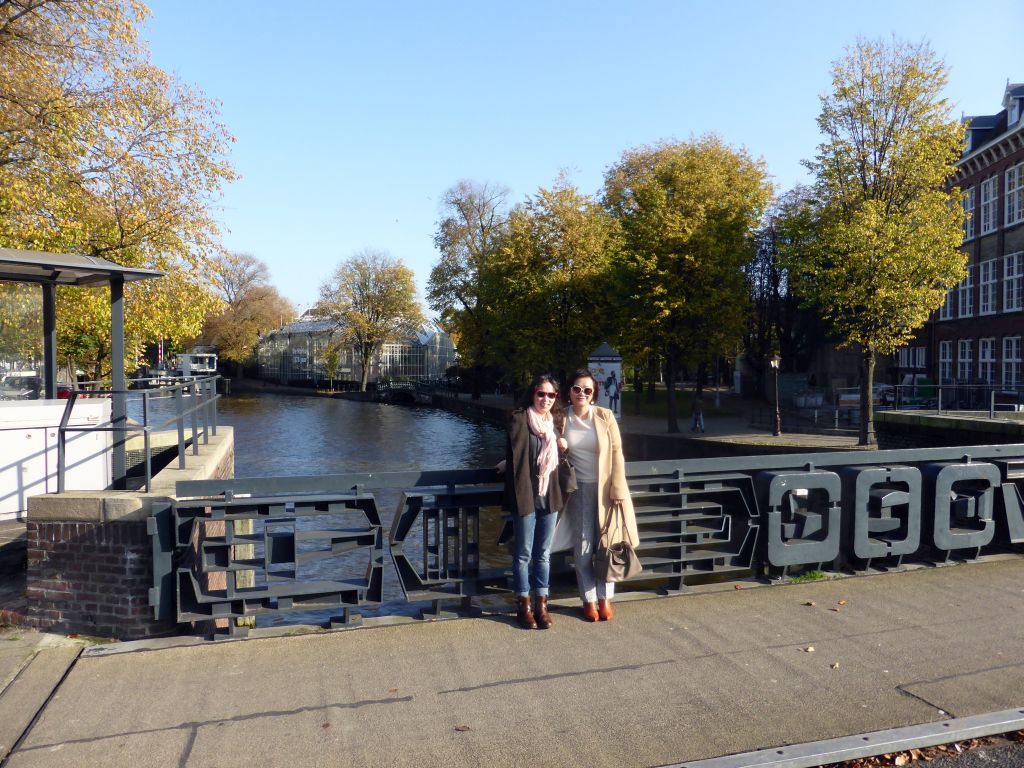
[229,378,864,458]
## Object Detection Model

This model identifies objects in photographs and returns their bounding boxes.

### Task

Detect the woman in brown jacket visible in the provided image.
[562,368,639,621]
[503,374,566,629]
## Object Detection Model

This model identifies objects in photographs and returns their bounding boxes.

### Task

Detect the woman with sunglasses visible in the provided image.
[503,373,567,629]
[563,367,639,621]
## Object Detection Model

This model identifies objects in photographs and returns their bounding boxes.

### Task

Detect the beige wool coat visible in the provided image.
[577,406,639,547]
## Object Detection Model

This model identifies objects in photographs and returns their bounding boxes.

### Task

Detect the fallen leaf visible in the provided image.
[894,755,909,766]
[830,662,840,669]
[454,725,471,732]
[734,584,744,590]
[322,722,331,729]
[803,646,815,653]
[830,607,841,612]
[803,601,816,607]
[838,599,848,605]
[388,688,399,693]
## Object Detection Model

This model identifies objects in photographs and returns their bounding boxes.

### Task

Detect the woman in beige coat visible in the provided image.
[560,368,639,621]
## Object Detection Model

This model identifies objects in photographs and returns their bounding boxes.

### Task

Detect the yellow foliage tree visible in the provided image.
[0,0,235,376]
[782,39,967,445]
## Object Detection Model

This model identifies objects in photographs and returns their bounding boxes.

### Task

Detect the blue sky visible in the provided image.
[142,1,1024,315]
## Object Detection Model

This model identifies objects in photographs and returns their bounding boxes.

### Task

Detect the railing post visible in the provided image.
[937,387,943,414]
[200,379,210,445]
[190,379,199,455]
[991,389,996,420]
[57,392,75,493]
[175,384,186,469]
[142,390,151,488]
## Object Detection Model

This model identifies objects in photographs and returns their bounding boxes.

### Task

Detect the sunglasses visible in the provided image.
[571,385,594,396]
[534,390,558,400]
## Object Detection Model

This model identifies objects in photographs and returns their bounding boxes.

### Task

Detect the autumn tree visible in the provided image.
[427,180,510,399]
[0,0,235,376]
[200,252,294,375]
[493,175,619,384]
[604,136,772,432]
[783,39,967,446]
[318,250,425,392]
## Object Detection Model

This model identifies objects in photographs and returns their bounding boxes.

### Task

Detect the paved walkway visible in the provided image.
[1,557,1023,767]
[470,390,865,452]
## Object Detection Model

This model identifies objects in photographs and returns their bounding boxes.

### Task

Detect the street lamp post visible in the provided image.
[770,354,782,437]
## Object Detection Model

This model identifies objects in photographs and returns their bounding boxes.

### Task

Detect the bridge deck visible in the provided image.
[6,555,1024,767]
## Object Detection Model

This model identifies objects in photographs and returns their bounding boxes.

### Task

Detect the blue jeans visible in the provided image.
[512,510,557,597]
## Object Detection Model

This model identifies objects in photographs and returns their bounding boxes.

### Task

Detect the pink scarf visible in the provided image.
[526,405,559,497]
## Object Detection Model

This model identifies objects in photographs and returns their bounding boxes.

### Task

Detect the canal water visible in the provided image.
[215,391,510,625]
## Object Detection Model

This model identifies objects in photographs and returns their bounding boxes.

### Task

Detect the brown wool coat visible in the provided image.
[503,409,566,517]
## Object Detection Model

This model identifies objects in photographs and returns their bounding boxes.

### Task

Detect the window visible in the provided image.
[1007,163,1024,227]
[1004,336,1022,388]
[957,265,974,317]
[897,346,925,369]
[979,259,998,314]
[939,340,953,383]
[980,338,996,384]
[963,186,975,240]
[939,289,955,320]
[981,177,999,234]
[957,339,973,382]
[1005,252,1024,311]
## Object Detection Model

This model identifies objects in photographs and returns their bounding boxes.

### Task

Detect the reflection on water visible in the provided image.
[215,392,509,625]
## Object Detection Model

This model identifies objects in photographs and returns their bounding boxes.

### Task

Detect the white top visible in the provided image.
[565,410,599,482]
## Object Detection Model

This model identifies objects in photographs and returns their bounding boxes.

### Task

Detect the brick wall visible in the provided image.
[26,520,169,639]
[26,427,234,640]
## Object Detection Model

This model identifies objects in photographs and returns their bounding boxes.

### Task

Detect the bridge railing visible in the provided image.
[160,443,1024,637]
[58,375,220,492]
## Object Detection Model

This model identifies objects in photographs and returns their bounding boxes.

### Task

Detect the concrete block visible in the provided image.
[27,494,103,522]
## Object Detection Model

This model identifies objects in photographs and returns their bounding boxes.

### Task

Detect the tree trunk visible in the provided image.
[471,363,482,400]
[695,361,706,400]
[359,348,370,392]
[633,368,641,416]
[646,354,657,404]
[666,350,679,433]
[859,346,876,446]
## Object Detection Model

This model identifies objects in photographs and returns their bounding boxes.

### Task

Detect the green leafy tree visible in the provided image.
[782,39,967,445]
[493,175,619,384]
[427,180,509,399]
[604,136,772,432]
[318,249,425,392]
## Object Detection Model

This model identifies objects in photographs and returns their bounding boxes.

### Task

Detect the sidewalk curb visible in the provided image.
[662,707,1024,768]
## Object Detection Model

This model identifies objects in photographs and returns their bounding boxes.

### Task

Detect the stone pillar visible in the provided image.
[26,494,173,639]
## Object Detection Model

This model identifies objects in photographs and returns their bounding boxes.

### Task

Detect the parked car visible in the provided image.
[0,371,41,400]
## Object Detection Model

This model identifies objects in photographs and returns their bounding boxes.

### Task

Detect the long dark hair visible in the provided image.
[518,373,565,426]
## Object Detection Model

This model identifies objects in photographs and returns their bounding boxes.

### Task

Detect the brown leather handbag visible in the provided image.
[593,502,642,582]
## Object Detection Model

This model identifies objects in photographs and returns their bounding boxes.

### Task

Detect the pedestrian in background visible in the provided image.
[502,373,566,629]
[562,367,639,622]
[691,395,705,433]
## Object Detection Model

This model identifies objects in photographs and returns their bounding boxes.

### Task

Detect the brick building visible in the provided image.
[896,82,1024,392]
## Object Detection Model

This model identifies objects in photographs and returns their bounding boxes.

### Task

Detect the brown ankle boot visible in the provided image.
[535,596,552,629]
[582,601,599,622]
[597,598,614,621]
[516,596,537,629]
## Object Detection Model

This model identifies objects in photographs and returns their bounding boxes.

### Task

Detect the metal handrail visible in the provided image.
[57,375,220,493]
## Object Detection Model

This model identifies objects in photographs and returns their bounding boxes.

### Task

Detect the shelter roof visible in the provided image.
[0,247,164,287]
